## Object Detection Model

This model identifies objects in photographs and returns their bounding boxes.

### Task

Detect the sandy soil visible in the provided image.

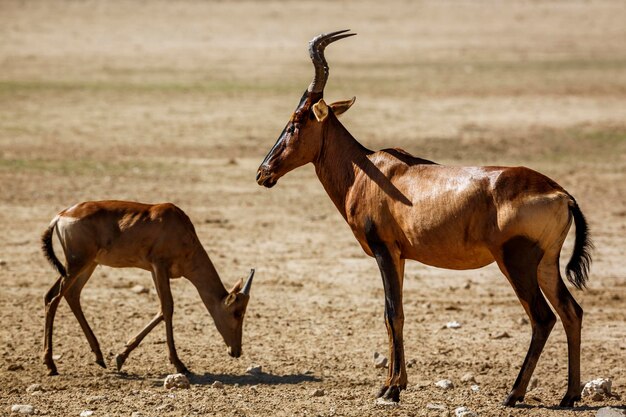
[1,1,625,416]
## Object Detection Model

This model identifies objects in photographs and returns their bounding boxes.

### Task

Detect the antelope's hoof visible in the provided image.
[174,364,190,375]
[378,386,401,403]
[115,354,126,372]
[376,385,389,398]
[47,368,59,376]
[503,393,524,407]
[558,394,580,408]
[95,358,107,369]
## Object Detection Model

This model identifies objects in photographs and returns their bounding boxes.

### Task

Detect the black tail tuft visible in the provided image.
[41,220,67,278]
[565,197,593,290]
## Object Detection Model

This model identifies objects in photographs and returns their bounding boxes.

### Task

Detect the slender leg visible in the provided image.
[151,265,188,374]
[496,237,556,407]
[538,257,584,407]
[43,262,90,375]
[63,264,105,368]
[366,223,407,403]
[115,312,164,371]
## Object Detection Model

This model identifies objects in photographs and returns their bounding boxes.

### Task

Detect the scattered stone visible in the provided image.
[311,388,325,397]
[52,354,62,361]
[455,406,477,417]
[471,384,480,392]
[596,407,626,417]
[463,281,472,289]
[131,413,144,417]
[211,381,224,389]
[373,352,388,369]
[163,373,190,390]
[491,331,510,339]
[426,403,446,410]
[130,285,149,294]
[80,411,94,417]
[445,321,462,329]
[246,364,262,375]
[518,317,529,325]
[461,373,476,383]
[528,377,539,391]
[86,395,107,403]
[0,260,7,266]
[25,384,42,393]
[582,378,612,401]
[407,358,417,368]
[7,364,24,371]
[435,379,454,390]
[11,405,34,415]
[249,385,259,392]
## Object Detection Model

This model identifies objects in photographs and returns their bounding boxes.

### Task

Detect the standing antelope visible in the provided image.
[41,200,255,375]
[256,30,592,407]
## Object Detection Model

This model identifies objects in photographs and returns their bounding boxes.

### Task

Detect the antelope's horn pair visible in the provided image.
[308,29,356,94]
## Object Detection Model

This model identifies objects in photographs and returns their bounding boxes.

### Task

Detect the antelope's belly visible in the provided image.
[406,243,495,270]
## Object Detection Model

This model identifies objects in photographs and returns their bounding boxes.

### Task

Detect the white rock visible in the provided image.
[471,384,480,392]
[311,388,325,397]
[446,321,462,329]
[86,395,107,404]
[375,397,399,406]
[426,403,447,410]
[11,405,34,415]
[163,373,190,390]
[25,384,42,393]
[455,406,477,417]
[596,407,626,417]
[373,352,388,369]
[461,373,476,383]
[80,411,94,417]
[435,379,454,390]
[582,378,612,401]
[246,365,262,375]
[211,381,224,389]
[130,285,149,294]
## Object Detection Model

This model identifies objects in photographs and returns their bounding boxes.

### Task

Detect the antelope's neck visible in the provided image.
[187,248,229,311]
[313,115,372,220]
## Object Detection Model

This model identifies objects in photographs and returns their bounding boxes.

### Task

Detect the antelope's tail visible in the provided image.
[565,197,593,290]
[41,216,67,278]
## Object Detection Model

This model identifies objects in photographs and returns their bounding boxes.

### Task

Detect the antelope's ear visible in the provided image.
[330,96,356,117]
[312,99,329,122]
[224,292,237,306]
[229,278,243,294]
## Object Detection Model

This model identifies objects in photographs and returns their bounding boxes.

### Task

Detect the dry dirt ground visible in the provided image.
[1,1,625,416]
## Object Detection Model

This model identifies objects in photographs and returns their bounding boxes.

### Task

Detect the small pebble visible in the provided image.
[131,413,144,417]
[407,358,417,368]
[163,373,190,390]
[518,317,529,325]
[582,378,612,401]
[445,321,462,329]
[311,388,325,397]
[455,406,477,417]
[212,381,224,389]
[130,285,149,294]
[87,395,107,403]
[461,373,476,383]
[0,260,7,266]
[246,365,262,375]
[79,411,94,417]
[25,384,42,393]
[7,364,24,371]
[435,379,454,390]
[596,406,626,417]
[471,384,480,392]
[528,377,539,391]
[426,403,446,410]
[11,405,34,415]
[491,331,510,339]
[373,352,388,369]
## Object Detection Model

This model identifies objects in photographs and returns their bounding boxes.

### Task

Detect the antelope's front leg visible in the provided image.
[367,235,407,402]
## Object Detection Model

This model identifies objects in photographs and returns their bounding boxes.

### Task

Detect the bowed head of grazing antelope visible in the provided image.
[40,200,255,375]
[257,29,593,407]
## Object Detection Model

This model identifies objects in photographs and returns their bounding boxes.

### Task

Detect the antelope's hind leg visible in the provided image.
[496,237,556,407]
[538,255,584,407]
[63,264,104,368]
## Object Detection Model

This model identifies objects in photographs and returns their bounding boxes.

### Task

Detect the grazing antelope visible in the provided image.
[256,30,592,407]
[41,200,255,375]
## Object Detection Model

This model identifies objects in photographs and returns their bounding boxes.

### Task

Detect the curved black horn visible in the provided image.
[241,269,255,295]
[308,29,356,94]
